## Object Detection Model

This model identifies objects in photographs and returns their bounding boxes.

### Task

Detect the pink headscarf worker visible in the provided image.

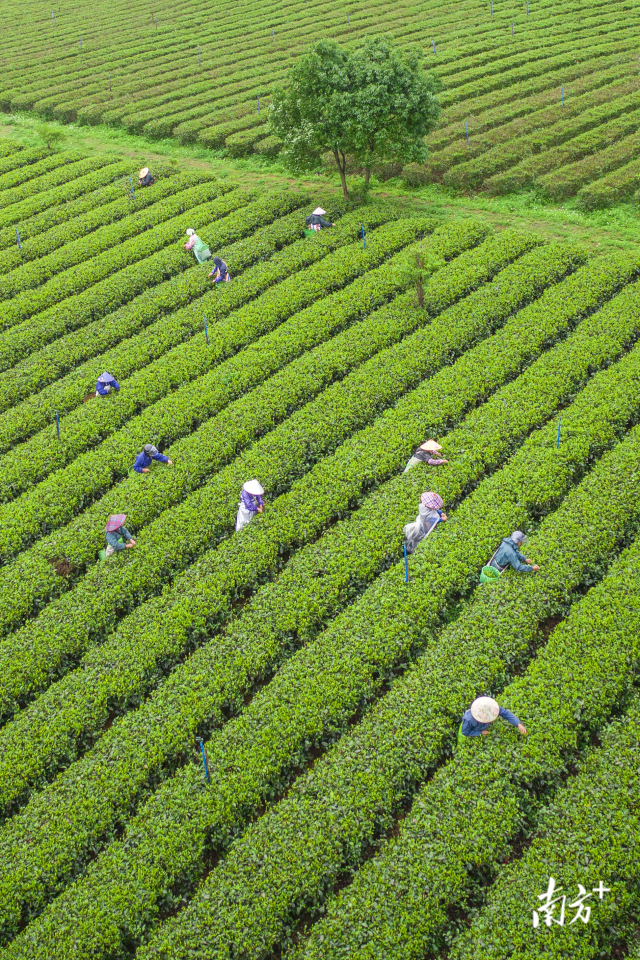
[403,491,447,555]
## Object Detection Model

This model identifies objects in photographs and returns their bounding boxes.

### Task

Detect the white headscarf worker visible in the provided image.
[458,696,527,747]
[236,479,265,532]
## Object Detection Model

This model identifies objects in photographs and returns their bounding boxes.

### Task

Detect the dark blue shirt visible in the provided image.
[105,525,132,551]
[133,450,170,473]
[461,706,521,737]
[96,377,120,396]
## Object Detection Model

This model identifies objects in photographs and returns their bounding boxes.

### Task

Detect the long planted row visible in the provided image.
[0,155,102,212]
[423,72,639,182]
[0,230,547,814]
[0,243,604,943]
[0,158,133,233]
[0,185,304,377]
[295,459,640,960]
[0,168,213,281]
[0,220,479,709]
[0,179,242,331]
[11,288,640,960]
[1,201,386,449]
[0,207,403,508]
[445,98,640,192]
[133,367,640,960]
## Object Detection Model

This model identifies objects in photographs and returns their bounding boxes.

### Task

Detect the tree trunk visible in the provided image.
[416,280,424,307]
[333,148,349,200]
[364,166,371,187]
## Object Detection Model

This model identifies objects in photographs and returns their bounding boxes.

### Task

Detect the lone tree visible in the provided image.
[269,37,440,200]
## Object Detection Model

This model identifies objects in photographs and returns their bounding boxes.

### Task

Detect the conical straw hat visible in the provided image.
[470,696,500,723]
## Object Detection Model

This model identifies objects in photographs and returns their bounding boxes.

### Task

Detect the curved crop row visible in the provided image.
[0,180,243,330]
[0,168,210,276]
[423,72,639,181]
[446,98,640,193]
[0,207,400,504]
[0,185,302,374]
[9,307,640,960]
[0,155,100,211]
[133,381,640,960]
[0,220,470,705]
[0,229,546,813]
[576,154,640,209]
[298,478,640,960]
[0,159,133,233]
[0,242,601,943]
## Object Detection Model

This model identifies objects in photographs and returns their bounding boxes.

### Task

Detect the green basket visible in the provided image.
[304,228,318,238]
[479,564,501,584]
[98,536,123,562]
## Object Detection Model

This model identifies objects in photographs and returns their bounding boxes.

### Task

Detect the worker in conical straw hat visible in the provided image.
[458,696,527,747]
[488,530,539,573]
[305,207,334,232]
[403,491,447,555]
[95,371,120,396]
[184,228,212,264]
[404,438,449,473]
[104,514,136,558]
[138,166,155,187]
[236,479,266,532]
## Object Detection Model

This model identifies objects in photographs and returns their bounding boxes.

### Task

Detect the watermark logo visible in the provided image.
[532,877,610,928]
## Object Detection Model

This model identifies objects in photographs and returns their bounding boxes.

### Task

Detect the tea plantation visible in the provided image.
[1,0,640,200]
[0,64,639,960]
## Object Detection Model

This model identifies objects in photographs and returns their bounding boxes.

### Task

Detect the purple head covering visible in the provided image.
[420,491,443,511]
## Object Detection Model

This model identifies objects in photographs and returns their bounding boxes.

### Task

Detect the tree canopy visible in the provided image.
[269,37,441,199]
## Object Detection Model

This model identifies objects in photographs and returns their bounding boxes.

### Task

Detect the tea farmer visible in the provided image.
[489,530,539,573]
[403,491,447,555]
[305,207,334,232]
[133,444,173,474]
[404,439,449,473]
[184,228,211,264]
[458,696,527,747]
[96,371,120,396]
[236,479,265,532]
[138,166,155,188]
[209,256,230,284]
[105,514,136,558]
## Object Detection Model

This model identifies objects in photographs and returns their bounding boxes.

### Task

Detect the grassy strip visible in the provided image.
[0,231,547,813]
[0,221,476,712]
[13,305,640,960]
[132,396,640,960]
[298,537,640,960]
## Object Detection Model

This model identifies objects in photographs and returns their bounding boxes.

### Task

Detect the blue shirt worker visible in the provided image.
[96,371,120,396]
[458,696,527,747]
[105,514,136,558]
[133,444,173,474]
[489,530,539,573]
